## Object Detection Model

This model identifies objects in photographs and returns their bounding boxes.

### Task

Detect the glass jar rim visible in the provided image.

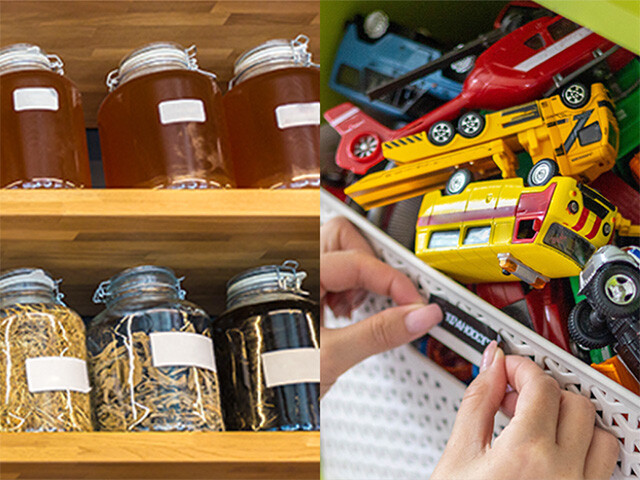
[0,43,64,75]
[0,268,56,292]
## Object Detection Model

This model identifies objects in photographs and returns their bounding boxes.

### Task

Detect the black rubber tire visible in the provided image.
[588,263,640,319]
[567,300,615,349]
[445,169,473,195]
[560,82,590,109]
[427,121,455,146]
[457,112,485,138]
[527,159,559,187]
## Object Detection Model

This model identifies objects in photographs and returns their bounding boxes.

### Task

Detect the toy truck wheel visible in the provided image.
[588,263,640,319]
[351,133,381,161]
[445,169,473,195]
[567,299,615,349]
[560,82,590,109]
[363,11,390,40]
[428,121,455,146]
[457,112,485,138]
[527,159,559,186]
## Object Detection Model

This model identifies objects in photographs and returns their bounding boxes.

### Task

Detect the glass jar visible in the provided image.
[98,43,234,189]
[0,44,91,189]
[211,261,320,431]
[87,266,225,431]
[224,35,320,188]
[0,268,92,432]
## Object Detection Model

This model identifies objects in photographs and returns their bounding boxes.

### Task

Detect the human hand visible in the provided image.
[432,342,620,480]
[320,217,443,397]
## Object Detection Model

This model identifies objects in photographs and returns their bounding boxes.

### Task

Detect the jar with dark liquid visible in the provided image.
[0,44,91,188]
[224,35,320,188]
[211,261,320,431]
[98,43,234,189]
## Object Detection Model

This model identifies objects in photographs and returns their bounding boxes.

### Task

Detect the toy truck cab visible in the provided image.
[329,13,465,120]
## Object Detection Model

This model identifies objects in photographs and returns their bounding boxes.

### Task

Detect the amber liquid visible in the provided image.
[98,70,234,188]
[224,67,320,188]
[0,70,91,188]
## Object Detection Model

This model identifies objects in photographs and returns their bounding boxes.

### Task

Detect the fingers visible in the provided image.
[556,390,596,461]
[502,355,561,443]
[325,289,369,318]
[321,250,423,305]
[583,427,620,480]
[321,303,442,393]
[447,342,507,456]
[321,217,375,255]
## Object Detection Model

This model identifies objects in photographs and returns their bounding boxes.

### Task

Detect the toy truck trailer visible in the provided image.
[346,83,619,210]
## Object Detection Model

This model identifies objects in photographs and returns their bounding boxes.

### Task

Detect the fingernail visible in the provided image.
[404,304,442,334]
[480,340,498,373]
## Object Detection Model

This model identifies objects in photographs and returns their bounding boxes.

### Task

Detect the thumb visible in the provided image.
[324,303,442,381]
[447,341,507,456]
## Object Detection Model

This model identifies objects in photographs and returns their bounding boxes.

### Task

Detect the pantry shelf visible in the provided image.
[0,189,320,317]
[0,431,320,479]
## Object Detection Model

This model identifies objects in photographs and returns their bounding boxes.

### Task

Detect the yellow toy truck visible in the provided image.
[346,83,619,210]
[414,176,637,287]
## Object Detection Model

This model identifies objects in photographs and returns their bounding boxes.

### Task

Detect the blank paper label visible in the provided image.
[158,99,206,125]
[275,102,320,129]
[150,332,216,371]
[261,348,320,388]
[25,357,90,393]
[13,88,59,112]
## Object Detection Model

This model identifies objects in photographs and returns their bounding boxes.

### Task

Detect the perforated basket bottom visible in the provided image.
[322,304,510,480]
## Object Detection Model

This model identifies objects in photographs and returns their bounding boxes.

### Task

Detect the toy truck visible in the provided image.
[567,245,640,383]
[413,176,635,287]
[325,12,635,174]
[346,83,619,210]
[328,12,467,121]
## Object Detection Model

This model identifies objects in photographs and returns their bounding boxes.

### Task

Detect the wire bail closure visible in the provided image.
[276,260,308,294]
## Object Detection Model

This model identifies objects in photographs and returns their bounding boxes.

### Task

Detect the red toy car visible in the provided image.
[325,12,635,174]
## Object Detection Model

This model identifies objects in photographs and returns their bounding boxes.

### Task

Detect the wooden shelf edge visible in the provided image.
[0,432,320,479]
[0,189,320,218]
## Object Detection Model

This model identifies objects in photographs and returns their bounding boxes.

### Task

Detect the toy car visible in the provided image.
[328,12,467,121]
[325,12,635,174]
[568,245,640,382]
[346,83,619,210]
[414,177,621,286]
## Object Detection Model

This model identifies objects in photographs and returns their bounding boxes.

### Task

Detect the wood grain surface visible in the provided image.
[0,0,320,127]
[0,189,320,317]
[0,432,321,479]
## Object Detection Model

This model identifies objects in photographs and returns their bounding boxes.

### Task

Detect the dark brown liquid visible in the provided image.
[98,70,234,188]
[224,67,320,188]
[0,70,91,188]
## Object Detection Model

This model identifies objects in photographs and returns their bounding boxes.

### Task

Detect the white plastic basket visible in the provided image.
[320,190,640,480]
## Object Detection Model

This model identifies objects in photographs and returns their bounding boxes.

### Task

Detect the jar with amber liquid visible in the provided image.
[0,44,91,188]
[98,43,234,189]
[224,35,320,188]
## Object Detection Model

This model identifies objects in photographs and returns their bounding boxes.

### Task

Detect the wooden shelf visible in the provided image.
[0,432,320,479]
[0,189,319,317]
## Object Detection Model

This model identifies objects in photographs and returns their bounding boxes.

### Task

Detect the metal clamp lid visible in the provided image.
[105,42,216,91]
[229,34,318,88]
[0,44,64,75]
[0,268,65,304]
[93,265,187,304]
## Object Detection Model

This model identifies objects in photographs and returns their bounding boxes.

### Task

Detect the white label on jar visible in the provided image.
[275,102,320,129]
[158,99,206,125]
[149,332,216,371]
[25,357,91,393]
[13,87,59,112]
[261,348,320,388]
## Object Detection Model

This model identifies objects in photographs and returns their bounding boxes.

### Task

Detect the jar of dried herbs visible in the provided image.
[87,265,224,431]
[212,260,320,431]
[0,268,92,432]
